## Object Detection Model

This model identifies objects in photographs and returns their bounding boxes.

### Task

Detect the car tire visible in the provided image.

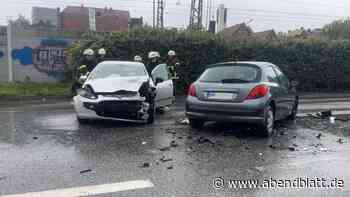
[260,106,275,137]
[77,117,88,124]
[287,99,298,121]
[147,102,155,124]
[189,118,205,129]
[156,107,166,114]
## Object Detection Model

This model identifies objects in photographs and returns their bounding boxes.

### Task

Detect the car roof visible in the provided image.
[206,61,273,69]
[98,61,145,66]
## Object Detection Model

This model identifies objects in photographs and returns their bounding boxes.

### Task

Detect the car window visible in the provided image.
[273,67,290,88]
[265,66,279,83]
[199,64,261,83]
[152,64,169,81]
[89,62,147,80]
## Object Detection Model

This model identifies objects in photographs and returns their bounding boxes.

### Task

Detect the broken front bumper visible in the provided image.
[73,95,151,123]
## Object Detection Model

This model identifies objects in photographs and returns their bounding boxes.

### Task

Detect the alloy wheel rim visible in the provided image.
[267,110,274,134]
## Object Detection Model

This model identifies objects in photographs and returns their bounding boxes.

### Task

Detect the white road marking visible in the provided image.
[2,180,154,197]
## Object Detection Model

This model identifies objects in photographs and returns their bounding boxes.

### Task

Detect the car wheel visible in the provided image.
[77,117,88,124]
[287,99,298,120]
[147,102,155,124]
[189,118,205,129]
[260,106,274,137]
[156,107,165,114]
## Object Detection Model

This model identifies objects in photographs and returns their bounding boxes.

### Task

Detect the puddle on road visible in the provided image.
[34,113,79,131]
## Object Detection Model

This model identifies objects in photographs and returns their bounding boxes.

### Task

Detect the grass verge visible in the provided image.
[0,83,72,97]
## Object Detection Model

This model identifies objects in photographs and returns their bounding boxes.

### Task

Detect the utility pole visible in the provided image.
[205,0,209,29]
[153,0,156,28]
[156,0,164,28]
[7,21,13,82]
[189,0,203,31]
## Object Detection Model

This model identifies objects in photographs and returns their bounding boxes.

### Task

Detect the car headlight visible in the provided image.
[78,86,98,99]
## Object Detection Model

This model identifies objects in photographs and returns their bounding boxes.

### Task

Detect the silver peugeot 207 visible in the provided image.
[185,61,298,137]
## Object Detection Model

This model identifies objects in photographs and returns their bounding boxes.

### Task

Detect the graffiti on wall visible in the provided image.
[12,38,71,77]
[12,47,33,65]
[0,50,4,59]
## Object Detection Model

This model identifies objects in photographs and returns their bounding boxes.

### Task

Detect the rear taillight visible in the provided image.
[188,83,197,97]
[246,85,270,100]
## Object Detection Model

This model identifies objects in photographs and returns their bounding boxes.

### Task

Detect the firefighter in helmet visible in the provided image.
[81,48,97,72]
[71,48,96,94]
[97,48,107,63]
[147,51,161,74]
[166,50,179,80]
[134,55,143,63]
[166,50,181,97]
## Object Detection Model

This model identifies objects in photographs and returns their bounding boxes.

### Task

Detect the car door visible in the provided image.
[151,64,174,108]
[273,66,295,118]
[264,66,284,120]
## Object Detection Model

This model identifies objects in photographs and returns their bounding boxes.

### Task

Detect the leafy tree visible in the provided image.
[11,15,31,28]
[322,18,350,40]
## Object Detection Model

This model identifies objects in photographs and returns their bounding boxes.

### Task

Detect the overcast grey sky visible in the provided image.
[1,0,349,32]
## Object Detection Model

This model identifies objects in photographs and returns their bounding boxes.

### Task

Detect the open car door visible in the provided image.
[151,64,174,108]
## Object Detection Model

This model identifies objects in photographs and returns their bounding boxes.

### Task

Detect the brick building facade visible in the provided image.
[61,6,129,32]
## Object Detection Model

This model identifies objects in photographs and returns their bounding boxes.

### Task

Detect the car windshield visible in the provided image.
[89,62,147,80]
[199,64,261,83]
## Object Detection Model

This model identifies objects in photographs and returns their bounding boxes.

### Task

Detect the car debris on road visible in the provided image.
[80,169,92,174]
[159,146,171,152]
[337,138,344,144]
[170,140,178,147]
[316,133,322,139]
[167,166,174,170]
[288,146,296,151]
[160,156,173,163]
[140,162,150,168]
[177,118,190,125]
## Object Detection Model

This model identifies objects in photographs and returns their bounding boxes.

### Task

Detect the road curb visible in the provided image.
[299,93,350,99]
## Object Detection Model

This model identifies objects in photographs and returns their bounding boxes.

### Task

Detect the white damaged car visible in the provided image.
[73,61,174,124]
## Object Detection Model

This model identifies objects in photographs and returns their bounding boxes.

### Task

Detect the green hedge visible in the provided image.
[70,28,350,92]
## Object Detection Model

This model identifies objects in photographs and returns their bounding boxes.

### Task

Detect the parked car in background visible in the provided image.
[74,61,173,124]
[186,61,298,137]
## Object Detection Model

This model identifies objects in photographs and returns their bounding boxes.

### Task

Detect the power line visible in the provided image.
[280,0,349,10]
[5,0,350,20]
[1,0,348,30]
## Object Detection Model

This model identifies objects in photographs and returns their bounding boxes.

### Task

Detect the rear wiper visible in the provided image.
[221,79,250,83]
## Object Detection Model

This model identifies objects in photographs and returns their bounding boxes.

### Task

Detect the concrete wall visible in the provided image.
[8,25,77,83]
[0,26,8,82]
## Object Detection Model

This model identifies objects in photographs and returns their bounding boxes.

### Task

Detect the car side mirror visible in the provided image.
[155,77,164,85]
[79,75,88,83]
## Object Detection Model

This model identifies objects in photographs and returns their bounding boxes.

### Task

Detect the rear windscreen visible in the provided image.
[199,64,261,83]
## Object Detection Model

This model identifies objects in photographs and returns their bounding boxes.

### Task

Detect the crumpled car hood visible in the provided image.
[85,76,149,93]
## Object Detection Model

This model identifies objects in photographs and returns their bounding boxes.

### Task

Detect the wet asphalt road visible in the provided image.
[0,98,350,197]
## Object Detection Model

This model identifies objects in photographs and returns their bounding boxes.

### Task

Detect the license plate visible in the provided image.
[206,92,236,100]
